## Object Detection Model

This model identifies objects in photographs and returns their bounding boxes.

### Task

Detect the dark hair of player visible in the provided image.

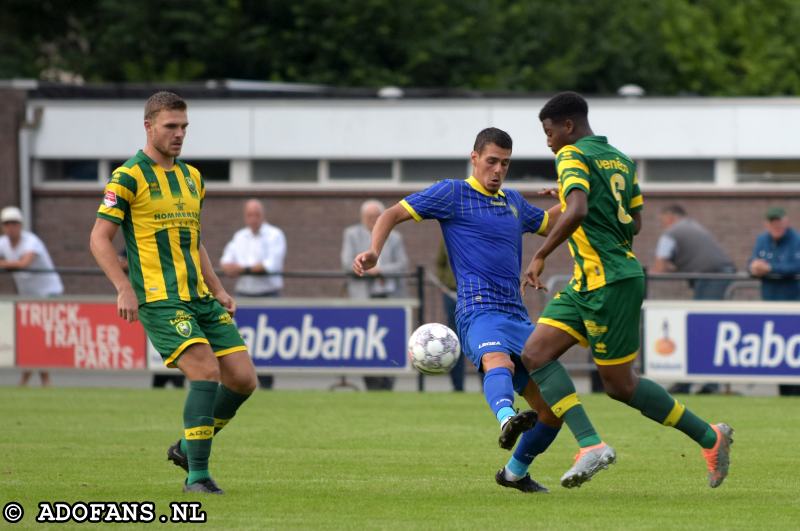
[473,127,513,153]
[538,91,589,124]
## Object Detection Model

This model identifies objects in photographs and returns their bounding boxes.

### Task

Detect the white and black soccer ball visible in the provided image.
[408,323,461,375]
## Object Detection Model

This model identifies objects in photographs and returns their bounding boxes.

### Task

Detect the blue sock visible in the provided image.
[484,367,516,423]
[507,422,561,476]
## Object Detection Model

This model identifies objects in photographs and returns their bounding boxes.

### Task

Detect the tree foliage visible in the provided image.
[2,0,799,95]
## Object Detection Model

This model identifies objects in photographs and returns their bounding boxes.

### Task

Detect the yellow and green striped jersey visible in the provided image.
[554,136,644,292]
[97,150,209,304]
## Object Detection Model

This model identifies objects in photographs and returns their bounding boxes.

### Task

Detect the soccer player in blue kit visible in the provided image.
[353,128,563,492]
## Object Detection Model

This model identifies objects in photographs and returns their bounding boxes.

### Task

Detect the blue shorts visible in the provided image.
[457,311,535,394]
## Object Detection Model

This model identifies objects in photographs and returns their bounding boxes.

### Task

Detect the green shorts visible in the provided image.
[538,276,644,366]
[138,296,247,367]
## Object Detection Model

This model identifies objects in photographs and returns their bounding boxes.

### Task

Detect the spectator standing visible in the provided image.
[652,204,735,394]
[341,199,409,390]
[221,199,287,389]
[749,206,800,396]
[0,206,64,386]
[436,240,466,392]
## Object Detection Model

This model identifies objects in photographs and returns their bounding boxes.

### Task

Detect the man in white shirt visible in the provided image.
[0,206,64,386]
[221,199,287,389]
[221,199,287,297]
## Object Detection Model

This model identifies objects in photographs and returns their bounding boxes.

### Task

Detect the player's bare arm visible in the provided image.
[352,203,412,276]
[89,218,138,322]
[523,189,588,292]
[539,203,563,236]
[633,210,642,235]
[200,242,236,315]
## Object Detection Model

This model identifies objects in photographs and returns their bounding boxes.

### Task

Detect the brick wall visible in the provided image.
[23,189,800,316]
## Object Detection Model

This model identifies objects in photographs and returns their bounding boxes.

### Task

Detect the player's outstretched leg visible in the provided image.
[496,422,560,493]
[625,377,733,487]
[529,360,616,488]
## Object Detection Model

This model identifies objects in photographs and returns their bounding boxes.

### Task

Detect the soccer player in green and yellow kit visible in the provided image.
[90,91,258,494]
[516,92,733,489]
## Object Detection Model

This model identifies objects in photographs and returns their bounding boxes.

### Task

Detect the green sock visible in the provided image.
[183,380,218,484]
[531,361,600,448]
[213,384,252,435]
[628,378,717,449]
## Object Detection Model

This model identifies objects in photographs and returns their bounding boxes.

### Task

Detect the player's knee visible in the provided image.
[185,360,220,382]
[481,352,514,373]
[604,380,635,402]
[198,365,221,382]
[236,372,258,395]
[520,347,545,371]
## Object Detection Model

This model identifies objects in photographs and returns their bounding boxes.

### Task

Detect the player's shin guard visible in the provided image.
[213,384,251,435]
[484,367,516,423]
[183,380,218,484]
[531,361,600,447]
[628,377,717,449]
[507,422,561,477]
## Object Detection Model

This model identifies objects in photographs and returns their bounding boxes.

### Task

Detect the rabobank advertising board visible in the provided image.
[233,300,414,373]
[644,301,800,383]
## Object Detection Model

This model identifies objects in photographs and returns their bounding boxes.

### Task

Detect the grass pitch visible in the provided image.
[2,386,799,530]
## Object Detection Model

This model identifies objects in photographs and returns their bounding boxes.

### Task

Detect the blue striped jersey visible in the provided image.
[401,176,548,321]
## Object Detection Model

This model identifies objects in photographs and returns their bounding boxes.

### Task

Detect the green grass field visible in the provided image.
[2,387,799,530]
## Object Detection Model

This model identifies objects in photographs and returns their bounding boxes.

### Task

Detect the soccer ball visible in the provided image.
[408,323,461,375]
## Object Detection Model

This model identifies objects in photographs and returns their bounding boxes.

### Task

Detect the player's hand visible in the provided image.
[537,187,559,199]
[353,251,379,276]
[521,254,547,294]
[216,289,237,317]
[117,286,139,323]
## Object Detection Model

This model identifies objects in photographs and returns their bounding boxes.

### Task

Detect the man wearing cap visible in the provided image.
[749,206,800,396]
[0,206,64,386]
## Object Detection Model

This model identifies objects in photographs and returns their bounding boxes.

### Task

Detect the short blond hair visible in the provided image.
[144,91,187,120]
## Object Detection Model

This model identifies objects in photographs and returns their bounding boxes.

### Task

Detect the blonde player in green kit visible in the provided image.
[90,91,257,494]
[515,92,733,489]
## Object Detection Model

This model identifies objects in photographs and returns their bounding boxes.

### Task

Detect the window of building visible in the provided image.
[108,159,230,182]
[505,159,557,182]
[737,160,800,183]
[401,160,468,182]
[252,160,318,182]
[40,159,99,181]
[329,160,392,180]
[190,160,229,181]
[644,159,714,182]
